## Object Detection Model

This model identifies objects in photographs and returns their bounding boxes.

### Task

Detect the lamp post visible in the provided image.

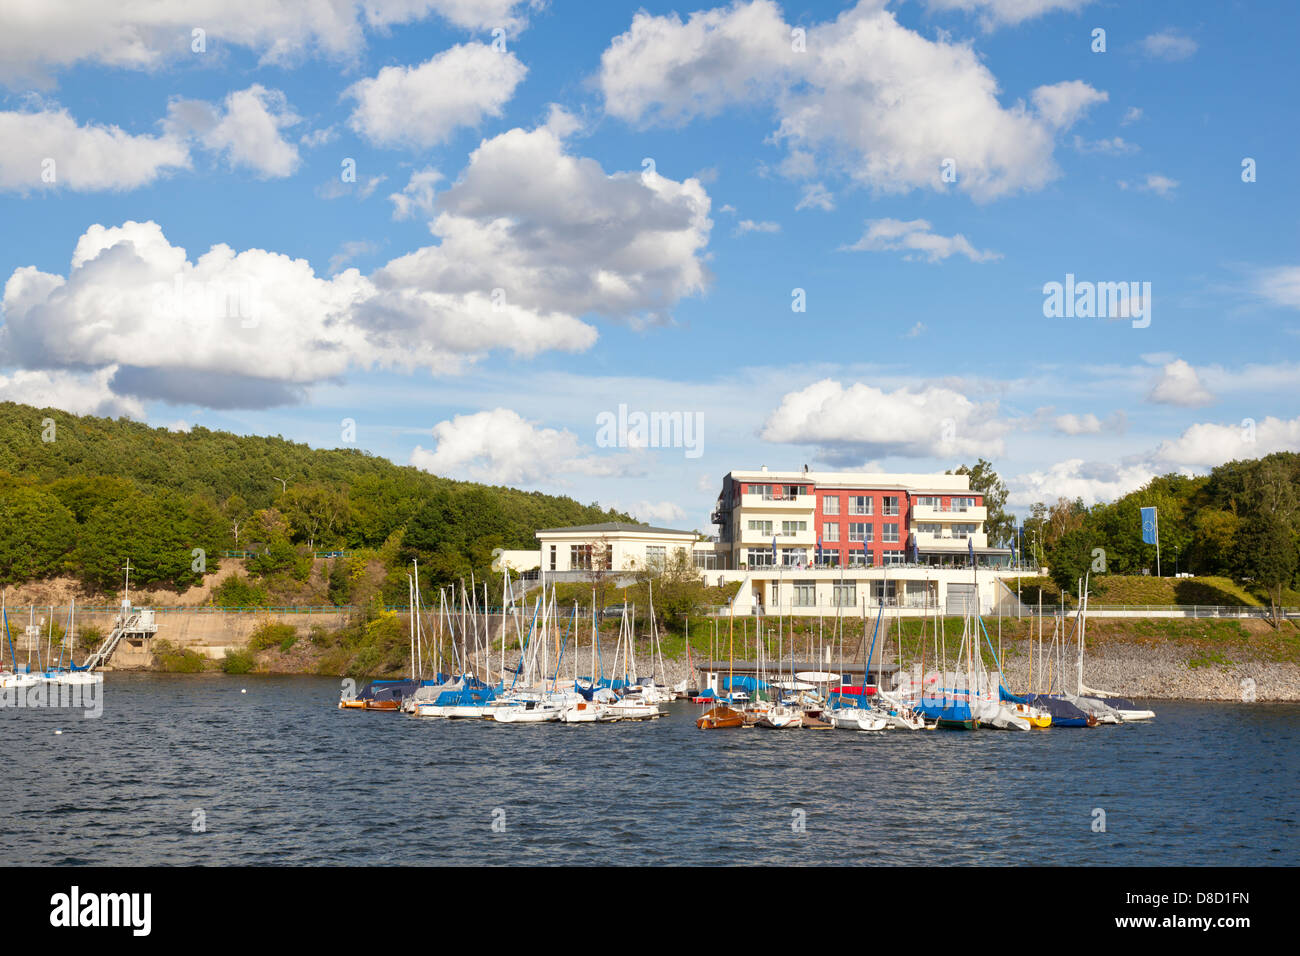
[272,475,288,494]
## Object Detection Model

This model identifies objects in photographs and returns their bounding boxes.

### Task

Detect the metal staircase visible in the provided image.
[81,608,157,671]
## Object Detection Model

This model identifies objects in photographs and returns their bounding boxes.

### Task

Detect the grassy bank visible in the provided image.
[1008,574,1300,609]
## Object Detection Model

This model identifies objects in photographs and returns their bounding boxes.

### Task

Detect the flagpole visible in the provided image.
[1155,508,1161,578]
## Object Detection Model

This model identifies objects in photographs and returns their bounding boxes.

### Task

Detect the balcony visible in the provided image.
[911,504,987,522]
[913,531,989,550]
[739,492,815,511]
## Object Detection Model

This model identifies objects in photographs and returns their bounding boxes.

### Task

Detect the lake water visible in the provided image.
[3,675,1296,866]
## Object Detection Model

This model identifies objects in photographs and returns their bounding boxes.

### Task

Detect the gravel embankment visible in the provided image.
[467,640,1300,701]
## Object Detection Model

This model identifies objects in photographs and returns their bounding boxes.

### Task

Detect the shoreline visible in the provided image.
[43,638,1292,702]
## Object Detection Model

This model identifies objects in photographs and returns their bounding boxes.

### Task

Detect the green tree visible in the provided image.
[0,486,77,582]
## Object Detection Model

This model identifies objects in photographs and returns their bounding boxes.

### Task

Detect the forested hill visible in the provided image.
[0,402,632,591]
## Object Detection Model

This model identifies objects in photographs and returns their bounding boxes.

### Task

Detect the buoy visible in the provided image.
[54,730,63,735]
[241,689,247,694]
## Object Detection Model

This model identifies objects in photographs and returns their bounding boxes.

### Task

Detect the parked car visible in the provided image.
[601,603,630,620]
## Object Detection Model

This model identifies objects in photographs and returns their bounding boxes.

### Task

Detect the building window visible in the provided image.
[549,545,556,571]
[793,584,816,607]
[916,496,939,508]
[645,545,666,568]
[916,523,942,535]
[883,551,905,566]
[820,552,841,568]
[849,495,872,515]
[848,550,873,567]
[882,496,899,516]
[748,519,773,535]
[883,523,899,543]
[747,549,774,567]
[823,496,839,515]
[570,544,589,570]
[748,483,769,497]
[823,523,839,542]
[781,520,807,536]
[781,548,803,567]
[952,523,977,539]
[833,582,856,607]
[951,497,975,511]
[848,522,873,542]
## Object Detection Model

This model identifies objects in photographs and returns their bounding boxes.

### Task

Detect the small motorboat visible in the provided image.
[491,698,563,723]
[604,698,661,721]
[1010,702,1052,728]
[828,708,888,732]
[755,706,803,729]
[559,700,606,723]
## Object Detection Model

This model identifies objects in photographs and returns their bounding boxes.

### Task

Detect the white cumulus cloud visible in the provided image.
[410,408,637,486]
[0,108,189,192]
[345,43,527,149]
[760,378,1010,461]
[599,0,1105,202]
[0,1,539,87]
[1,118,712,409]
[1147,359,1214,407]
[165,85,302,178]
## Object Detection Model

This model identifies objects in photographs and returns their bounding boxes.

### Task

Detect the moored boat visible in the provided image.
[697,705,745,729]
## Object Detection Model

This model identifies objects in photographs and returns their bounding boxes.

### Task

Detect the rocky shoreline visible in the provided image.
[463,639,1300,702]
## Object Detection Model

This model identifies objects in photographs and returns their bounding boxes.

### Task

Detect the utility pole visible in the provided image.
[120,559,133,614]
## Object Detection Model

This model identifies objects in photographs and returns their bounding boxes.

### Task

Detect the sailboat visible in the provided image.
[697,600,744,729]
[0,596,42,689]
[49,600,103,685]
[827,595,889,732]
[1074,577,1155,720]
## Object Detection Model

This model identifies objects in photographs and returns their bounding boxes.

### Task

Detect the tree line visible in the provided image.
[1020,452,1299,620]
[0,402,632,596]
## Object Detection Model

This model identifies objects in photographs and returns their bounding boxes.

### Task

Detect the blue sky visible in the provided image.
[1,0,1297,534]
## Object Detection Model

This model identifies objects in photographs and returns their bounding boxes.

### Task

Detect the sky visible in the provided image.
[0,0,1297,535]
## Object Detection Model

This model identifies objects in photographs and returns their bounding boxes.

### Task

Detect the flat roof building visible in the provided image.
[710,467,1009,572]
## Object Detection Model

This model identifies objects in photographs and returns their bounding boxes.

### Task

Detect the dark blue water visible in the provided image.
[3,675,1296,865]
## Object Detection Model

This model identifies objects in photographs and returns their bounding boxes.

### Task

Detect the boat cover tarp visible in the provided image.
[720,675,770,694]
[1025,693,1091,725]
[914,700,974,721]
[999,685,1030,704]
[368,679,420,703]
[434,685,497,706]
[408,680,462,704]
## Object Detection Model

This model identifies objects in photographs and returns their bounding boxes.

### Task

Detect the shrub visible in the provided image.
[221,647,257,674]
[246,620,298,652]
[212,574,268,609]
[152,639,208,673]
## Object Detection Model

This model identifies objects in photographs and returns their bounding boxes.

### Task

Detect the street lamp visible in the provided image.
[273,475,288,494]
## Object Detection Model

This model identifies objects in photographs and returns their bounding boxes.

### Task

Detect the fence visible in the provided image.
[220,550,351,559]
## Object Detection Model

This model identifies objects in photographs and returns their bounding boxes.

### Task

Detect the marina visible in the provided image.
[331,558,1161,736]
[2,675,1293,867]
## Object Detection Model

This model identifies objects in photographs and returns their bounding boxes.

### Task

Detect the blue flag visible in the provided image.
[968,536,975,565]
[771,534,777,563]
[1140,507,1157,545]
[817,534,822,566]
